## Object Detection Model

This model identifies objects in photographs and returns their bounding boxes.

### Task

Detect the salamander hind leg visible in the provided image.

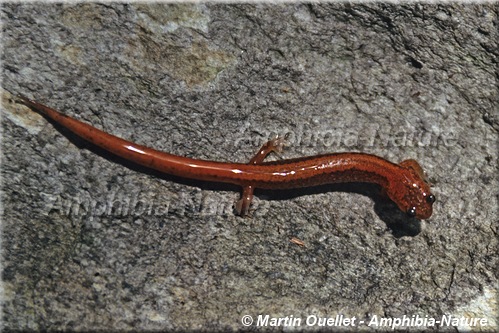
[248,135,287,165]
[236,135,287,216]
[235,185,254,217]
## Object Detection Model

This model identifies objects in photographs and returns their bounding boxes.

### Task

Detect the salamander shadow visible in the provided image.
[36,119,421,238]
[254,184,422,238]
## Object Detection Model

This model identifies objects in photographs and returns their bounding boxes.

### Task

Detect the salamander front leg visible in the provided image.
[235,135,286,216]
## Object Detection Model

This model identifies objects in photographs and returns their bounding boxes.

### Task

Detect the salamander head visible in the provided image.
[388,159,435,220]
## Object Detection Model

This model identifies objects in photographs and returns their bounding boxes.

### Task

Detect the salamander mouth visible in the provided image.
[410,204,433,220]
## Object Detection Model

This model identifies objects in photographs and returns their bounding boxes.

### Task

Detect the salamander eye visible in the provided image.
[426,194,436,204]
[407,207,417,217]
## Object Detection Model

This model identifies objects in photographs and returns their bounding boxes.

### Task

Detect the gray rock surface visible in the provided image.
[2,3,497,331]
